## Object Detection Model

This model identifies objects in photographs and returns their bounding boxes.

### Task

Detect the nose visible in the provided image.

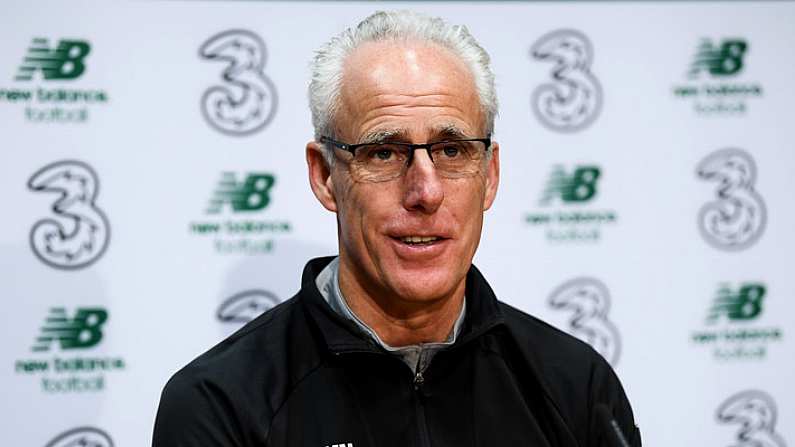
[402,149,444,214]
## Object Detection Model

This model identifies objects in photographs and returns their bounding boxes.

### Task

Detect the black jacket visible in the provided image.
[153,257,641,447]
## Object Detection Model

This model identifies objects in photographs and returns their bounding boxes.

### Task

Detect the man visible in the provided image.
[153,10,641,447]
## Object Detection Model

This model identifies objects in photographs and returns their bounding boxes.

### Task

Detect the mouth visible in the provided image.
[387,232,451,261]
[397,235,444,246]
[392,235,447,247]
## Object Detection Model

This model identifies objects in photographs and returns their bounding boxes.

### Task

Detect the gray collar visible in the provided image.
[315,257,466,372]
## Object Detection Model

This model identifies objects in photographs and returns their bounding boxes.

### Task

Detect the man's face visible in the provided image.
[309,40,499,306]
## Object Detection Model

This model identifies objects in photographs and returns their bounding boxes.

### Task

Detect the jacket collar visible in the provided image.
[300,256,505,354]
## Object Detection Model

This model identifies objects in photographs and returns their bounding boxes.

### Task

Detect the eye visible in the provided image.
[436,142,472,159]
[442,144,460,158]
[359,144,406,163]
[374,149,394,160]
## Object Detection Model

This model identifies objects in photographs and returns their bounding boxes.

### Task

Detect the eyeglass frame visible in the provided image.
[318,135,492,166]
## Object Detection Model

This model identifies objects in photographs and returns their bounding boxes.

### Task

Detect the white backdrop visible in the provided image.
[1,1,793,445]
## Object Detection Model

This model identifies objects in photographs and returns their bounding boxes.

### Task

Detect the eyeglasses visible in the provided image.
[319,135,491,183]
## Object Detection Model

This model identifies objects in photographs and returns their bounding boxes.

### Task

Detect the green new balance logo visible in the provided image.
[688,39,747,78]
[15,38,91,81]
[524,164,615,242]
[707,283,765,323]
[189,171,288,254]
[691,282,781,361]
[540,165,600,205]
[32,307,108,352]
[206,172,275,214]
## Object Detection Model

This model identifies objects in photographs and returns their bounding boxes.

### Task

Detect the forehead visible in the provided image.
[338,39,483,141]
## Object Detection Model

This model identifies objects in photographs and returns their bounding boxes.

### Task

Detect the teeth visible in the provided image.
[401,236,440,244]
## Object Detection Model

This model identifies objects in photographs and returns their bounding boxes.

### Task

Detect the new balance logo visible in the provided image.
[707,283,765,323]
[15,38,91,81]
[32,307,108,352]
[206,172,275,214]
[688,39,747,78]
[540,165,601,205]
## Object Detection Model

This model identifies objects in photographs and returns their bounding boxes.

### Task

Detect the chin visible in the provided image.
[383,263,464,303]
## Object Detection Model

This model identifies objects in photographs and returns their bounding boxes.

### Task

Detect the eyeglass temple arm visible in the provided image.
[320,136,356,155]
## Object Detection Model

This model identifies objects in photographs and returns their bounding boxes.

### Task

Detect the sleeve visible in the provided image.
[587,356,642,447]
[151,372,247,447]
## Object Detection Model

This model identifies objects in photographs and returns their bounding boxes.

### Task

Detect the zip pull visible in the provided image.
[413,370,424,390]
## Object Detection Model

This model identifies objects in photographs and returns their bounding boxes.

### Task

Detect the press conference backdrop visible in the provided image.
[1,0,793,445]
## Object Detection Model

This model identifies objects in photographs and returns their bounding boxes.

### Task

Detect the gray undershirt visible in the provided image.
[315,257,466,374]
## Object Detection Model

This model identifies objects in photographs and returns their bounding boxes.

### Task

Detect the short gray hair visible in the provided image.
[308,10,498,159]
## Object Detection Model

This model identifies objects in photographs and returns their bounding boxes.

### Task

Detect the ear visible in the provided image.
[306,141,338,212]
[483,142,500,211]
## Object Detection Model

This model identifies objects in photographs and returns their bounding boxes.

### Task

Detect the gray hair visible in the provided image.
[308,10,498,163]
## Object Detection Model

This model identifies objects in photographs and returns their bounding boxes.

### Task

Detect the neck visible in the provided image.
[337,258,465,347]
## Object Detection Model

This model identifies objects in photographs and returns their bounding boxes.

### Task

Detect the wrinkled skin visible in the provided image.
[306,40,499,345]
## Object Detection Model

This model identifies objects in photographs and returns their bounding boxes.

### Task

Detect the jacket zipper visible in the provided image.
[337,333,509,447]
[413,351,432,447]
[334,348,433,446]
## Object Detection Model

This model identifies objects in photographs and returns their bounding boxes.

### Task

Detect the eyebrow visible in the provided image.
[432,124,469,141]
[359,128,407,145]
[359,124,470,145]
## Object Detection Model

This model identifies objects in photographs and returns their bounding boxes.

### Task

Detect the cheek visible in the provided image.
[449,179,487,247]
[450,177,487,216]
[335,179,393,240]
[332,174,359,240]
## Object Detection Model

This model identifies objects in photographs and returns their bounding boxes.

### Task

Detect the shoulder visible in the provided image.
[174,294,302,388]
[498,301,604,369]
[497,300,622,395]
[153,295,322,446]
[496,302,640,445]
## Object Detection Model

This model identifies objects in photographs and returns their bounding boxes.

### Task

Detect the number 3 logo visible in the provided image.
[548,277,621,366]
[530,29,603,133]
[199,29,278,136]
[27,160,111,270]
[696,148,766,251]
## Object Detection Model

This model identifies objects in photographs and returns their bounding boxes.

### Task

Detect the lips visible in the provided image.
[400,235,441,245]
[385,225,453,261]
[389,230,451,245]
[387,234,448,262]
